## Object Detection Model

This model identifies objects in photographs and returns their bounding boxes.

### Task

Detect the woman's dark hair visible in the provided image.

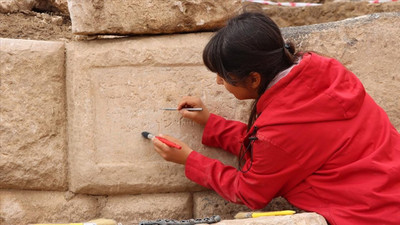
[203,11,297,129]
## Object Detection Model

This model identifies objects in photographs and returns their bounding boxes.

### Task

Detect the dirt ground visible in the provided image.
[0,11,72,41]
[0,2,400,41]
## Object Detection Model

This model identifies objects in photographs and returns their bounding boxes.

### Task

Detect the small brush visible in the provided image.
[141,131,156,140]
[141,131,182,149]
[234,210,296,219]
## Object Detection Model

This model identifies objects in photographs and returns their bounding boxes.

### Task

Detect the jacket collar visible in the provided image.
[256,52,312,117]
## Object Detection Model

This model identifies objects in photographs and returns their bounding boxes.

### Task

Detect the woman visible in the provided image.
[152,11,400,225]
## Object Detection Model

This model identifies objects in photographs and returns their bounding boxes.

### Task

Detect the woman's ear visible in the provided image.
[249,72,261,89]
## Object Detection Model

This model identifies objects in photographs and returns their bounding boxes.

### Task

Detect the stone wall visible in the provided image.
[1,1,399,225]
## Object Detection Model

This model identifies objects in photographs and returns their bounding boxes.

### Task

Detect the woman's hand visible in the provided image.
[153,134,193,165]
[178,96,210,126]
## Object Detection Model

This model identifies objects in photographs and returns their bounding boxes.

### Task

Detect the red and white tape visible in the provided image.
[369,0,398,3]
[243,0,321,7]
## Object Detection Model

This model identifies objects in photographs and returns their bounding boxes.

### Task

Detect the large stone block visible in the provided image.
[0,38,67,191]
[100,193,192,224]
[283,12,400,130]
[67,0,241,35]
[66,33,246,195]
[214,213,327,225]
[0,190,98,225]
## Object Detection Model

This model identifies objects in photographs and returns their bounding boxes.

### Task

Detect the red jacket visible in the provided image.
[185,53,400,225]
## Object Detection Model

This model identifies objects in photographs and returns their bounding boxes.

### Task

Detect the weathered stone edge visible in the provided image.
[282,12,400,39]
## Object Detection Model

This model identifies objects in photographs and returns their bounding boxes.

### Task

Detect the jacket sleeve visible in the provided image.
[202,113,248,156]
[185,139,306,210]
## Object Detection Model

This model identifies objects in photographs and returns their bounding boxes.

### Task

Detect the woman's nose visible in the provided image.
[216,75,224,85]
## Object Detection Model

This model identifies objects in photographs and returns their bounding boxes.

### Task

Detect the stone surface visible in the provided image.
[193,191,253,219]
[0,190,98,225]
[194,192,303,219]
[66,33,247,195]
[283,12,400,130]
[214,213,327,225]
[100,193,192,224]
[0,38,67,191]
[67,0,242,35]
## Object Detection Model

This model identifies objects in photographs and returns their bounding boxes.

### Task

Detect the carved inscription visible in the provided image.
[90,66,205,164]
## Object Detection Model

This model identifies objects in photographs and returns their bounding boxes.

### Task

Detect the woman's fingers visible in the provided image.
[153,138,168,157]
[178,96,203,109]
[178,96,210,125]
[152,135,193,164]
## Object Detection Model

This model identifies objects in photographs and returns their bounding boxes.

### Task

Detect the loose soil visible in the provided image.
[0,2,399,41]
[0,11,72,41]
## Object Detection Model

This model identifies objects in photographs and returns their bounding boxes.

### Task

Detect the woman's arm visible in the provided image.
[202,113,248,156]
[178,96,247,156]
[151,128,316,209]
[178,96,210,125]
[185,140,310,210]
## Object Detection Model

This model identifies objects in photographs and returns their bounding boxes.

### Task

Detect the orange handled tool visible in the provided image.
[155,136,182,149]
[141,131,182,149]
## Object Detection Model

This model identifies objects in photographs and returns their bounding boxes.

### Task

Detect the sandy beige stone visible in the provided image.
[67,0,242,35]
[215,213,327,225]
[0,190,98,225]
[283,12,400,130]
[193,191,252,219]
[100,193,192,224]
[0,38,67,191]
[194,192,302,220]
[66,33,246,195]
